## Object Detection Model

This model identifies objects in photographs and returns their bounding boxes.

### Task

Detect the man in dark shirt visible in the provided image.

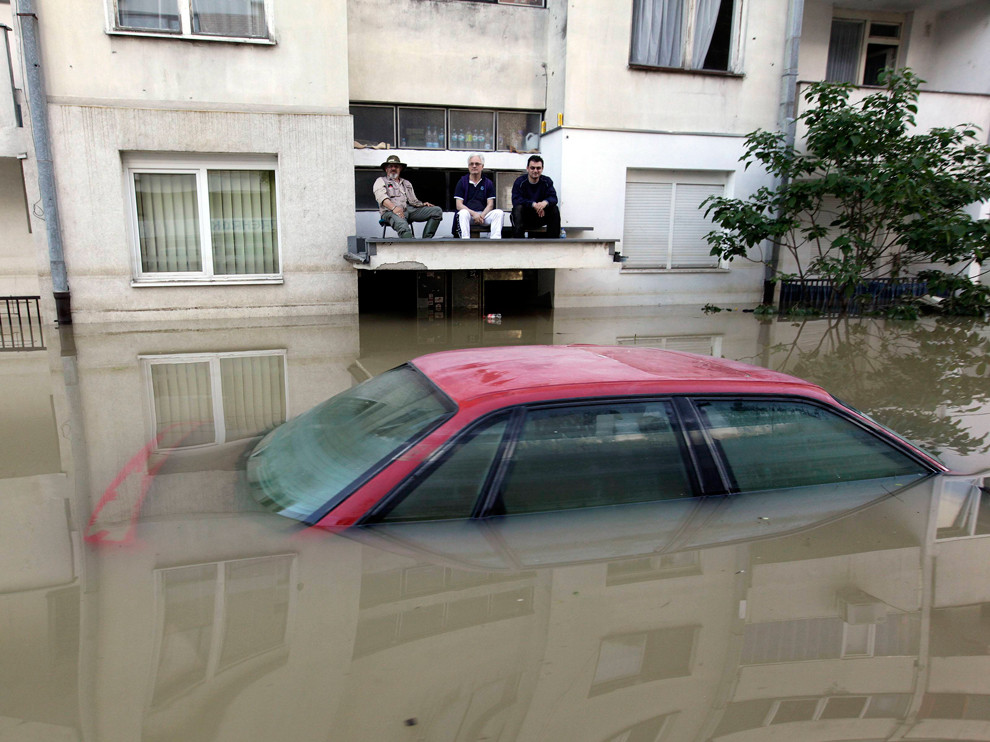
[454,153,504,239]
[511,155,561,238]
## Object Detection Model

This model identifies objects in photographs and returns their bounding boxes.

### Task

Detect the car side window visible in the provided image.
[377,416,510,523]
[495,401,693,515]
[694,398,928,492]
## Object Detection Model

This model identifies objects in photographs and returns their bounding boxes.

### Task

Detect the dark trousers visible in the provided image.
[512,203,561,238]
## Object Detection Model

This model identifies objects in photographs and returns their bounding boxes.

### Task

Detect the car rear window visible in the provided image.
[695,398,929,492]
[247,365,455,520]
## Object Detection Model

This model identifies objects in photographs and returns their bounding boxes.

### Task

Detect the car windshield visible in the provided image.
[247,364,455,521]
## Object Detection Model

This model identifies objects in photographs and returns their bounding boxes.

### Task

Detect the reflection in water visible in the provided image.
[0,310,989,741]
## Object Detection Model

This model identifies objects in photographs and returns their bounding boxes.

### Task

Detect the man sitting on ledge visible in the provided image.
[454,153,503,239]
[373,155,442,239]
[511,154,561,239]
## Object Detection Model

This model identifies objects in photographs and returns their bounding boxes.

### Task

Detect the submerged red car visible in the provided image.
[246,345,945,528]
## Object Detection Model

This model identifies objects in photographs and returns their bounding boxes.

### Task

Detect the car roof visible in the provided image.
[410,344,829,406]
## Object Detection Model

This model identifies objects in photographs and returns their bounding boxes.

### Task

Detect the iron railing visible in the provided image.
[1,296,45,351]
[778,278,928,315]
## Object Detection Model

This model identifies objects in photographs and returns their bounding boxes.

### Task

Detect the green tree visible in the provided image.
[704,69,990,315]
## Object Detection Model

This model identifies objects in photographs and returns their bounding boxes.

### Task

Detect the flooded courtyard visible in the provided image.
[2,307,989,741]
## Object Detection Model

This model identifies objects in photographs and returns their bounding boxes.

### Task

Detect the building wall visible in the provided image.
[559,0,789,134]
[926,1,990,95]
[347,0,550,110]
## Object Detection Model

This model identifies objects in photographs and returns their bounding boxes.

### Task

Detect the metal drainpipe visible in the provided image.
[16,0,71,324]
[763,0,805,307]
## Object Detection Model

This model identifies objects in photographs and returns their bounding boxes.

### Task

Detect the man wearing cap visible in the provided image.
[373,155,443,239]
[454,153,503,239]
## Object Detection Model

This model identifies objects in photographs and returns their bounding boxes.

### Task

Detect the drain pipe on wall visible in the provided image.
[763,0,805,307]
[16,0,70,324]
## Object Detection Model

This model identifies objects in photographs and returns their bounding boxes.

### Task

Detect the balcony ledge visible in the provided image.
[345,237,621,271]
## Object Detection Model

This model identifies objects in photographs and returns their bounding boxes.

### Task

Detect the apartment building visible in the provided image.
[1,0,987,323]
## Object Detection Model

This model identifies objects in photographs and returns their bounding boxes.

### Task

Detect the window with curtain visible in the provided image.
[114,0,270,40]
[622,171,725,269]
[145,351,286,450]
[825,17,903,85]
[629,0,738,72]
[128,156,280,281]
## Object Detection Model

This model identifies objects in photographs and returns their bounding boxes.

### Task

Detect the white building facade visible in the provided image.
[1,0,987,323]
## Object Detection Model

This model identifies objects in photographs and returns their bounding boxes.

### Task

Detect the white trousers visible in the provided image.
[457,208,504,239]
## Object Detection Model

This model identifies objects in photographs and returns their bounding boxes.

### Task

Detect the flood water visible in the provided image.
[2,307,989,742]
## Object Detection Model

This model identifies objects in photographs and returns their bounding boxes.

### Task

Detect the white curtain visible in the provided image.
[826,20,864,83]
[191,0,268,38]
[691,0,723,69]
[630,0,684,68]
[220,355,286,440]
[151,362,216,447]
[209,170,279,275]
[134,173,202,273]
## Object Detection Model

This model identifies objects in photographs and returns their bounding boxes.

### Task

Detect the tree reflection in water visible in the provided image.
[762,317,990,460]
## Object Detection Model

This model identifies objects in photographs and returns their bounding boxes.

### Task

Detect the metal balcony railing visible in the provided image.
[1,296,45,351]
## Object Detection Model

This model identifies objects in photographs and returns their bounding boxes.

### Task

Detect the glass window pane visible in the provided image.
[696,399,927,492]
[355,169,382,210]
[381,417,509,522]
[208,170,279,275]
[153,564,217,704]
[820,696,867,719]
[496,112,541,152]
[134,172,202,272]
[220,355,286,441]
[191,0,268,38]
[398,107,446,150]
[151,362,216,447]
[449,110,495,152]
[352,105,395,148]
[770,699,818,724]
[593,634,647,685]
[497,401,692,515]
[117,0,181,31]
[219,556,291,668]
[494,172,516,212]
[826,19,864,83]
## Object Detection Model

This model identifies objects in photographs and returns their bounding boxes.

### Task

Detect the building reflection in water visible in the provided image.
[0,310,988,741]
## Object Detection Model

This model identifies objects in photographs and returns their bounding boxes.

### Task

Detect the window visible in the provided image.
[590,626,697,695]
[935,476,990,539]
[741,614,921,664]
[125,154,280,283]
[457,0,545,6]
[495,401,694,515]
[143,350,287,450]
[630,0,739,72]
[694,398,929,492]
[623,171,725,269]
[603,714,676,742]
[352,104,541,152]
[825,17,903,86]
[113,0,271,40]
[151,555,293,706]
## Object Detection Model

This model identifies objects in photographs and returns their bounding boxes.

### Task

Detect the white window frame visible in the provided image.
[826,11,905,86]
[622,169,731,271]
[629,0,746,74]
[140,349,288,451]
[840,621,876,657]
[124,153,282,286]
[107,0,275,43]
[765,695,872,725]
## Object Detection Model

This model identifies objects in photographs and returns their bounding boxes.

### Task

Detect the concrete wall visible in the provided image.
[545,127,767,309]
[560,0,788,135]
[33,0,349,111]
[347,0,549,110]
[44,105,357,322]
[926,1,990,95]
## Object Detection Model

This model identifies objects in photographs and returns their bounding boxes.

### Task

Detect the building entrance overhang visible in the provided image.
[345,237,622,271]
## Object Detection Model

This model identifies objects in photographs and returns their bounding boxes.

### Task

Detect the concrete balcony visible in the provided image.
[797,83,990,135]
[345,236,621,271]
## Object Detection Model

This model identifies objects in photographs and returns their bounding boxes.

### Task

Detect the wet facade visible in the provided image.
[1,309,989,740]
